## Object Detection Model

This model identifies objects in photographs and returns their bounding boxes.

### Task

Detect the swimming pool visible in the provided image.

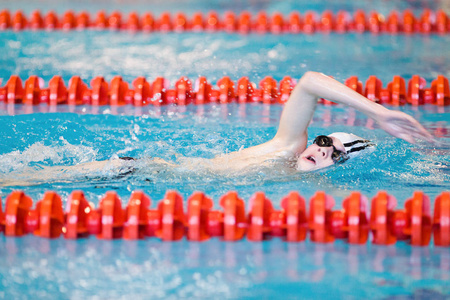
[1,0,450,298]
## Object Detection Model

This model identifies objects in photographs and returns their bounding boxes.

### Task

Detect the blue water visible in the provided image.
[1,0,450,299]
[0,104,449,205]
[1,237,450,299]
[1,31,450,86]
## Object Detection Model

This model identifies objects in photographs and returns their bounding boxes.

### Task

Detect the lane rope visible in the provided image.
[0,9,449,34]
[1,74,449,106]
[1,189,449,246]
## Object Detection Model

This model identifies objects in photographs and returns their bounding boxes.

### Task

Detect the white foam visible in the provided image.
[0,139,97,173]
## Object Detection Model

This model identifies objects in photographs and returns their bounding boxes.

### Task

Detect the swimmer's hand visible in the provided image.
[374,109,434,144]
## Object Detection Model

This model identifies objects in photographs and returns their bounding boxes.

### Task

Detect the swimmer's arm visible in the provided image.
[274,71,433,145]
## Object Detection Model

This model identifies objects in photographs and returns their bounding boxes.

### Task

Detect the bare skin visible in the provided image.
[0,72,434,186]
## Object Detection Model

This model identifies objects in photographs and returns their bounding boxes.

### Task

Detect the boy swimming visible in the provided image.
[0,71,433,186]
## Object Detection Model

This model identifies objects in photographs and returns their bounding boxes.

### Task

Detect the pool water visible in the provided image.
[1,31,450,86]
[1,0,450,299]
[1,237,450,299]
[0,104,449,204]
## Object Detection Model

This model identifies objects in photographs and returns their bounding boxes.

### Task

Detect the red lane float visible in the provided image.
[247,192,273,241]
[191,12,203,32]
[206,11,219,32]
[364,76,383,103]
[369,12,382,33]
[255,11,268,34]
[159,12,172,32]
[4,191,33,236]
[2,74,450,107]
[345,76,363,95]
[420,9,433,33]
[303,11,316,34]
[0,9,449,34]
[34,191,64,238]
[387,11,401,33]
[194,76,212,105]
[29,10,42,30]
[24,75,45,105]
[124,191,151,240]
[342,192,369,244]
[76,11,90,30]
[259,77,277,104]
[44,11,58,30]
[278,76,295,104]
[436,10,449,34]
[288,12,301,33]
[0,75,24,104]
[12,10,27,31]
[95,11,107,29]
[1,189,450,247]
[90,76,109,106]
[220,191,246,241]
[388,76,406,106]
[108,11,122,31]
[217,76,235,104]
[403,9,417,34]
[238,11,252,34]
[142,13,154,32]
[174,76,193,105]
[335,11,350,33]
[68,76,89,105]
[187,192,213,241]
[150,77,168,106]
[309,191,335,243]
[320,10,333,32]
[433,192,450,246]
[127,12,140,32]
[432,75,450,106]
[237,77,254,103]
[354,10,367,33]
[97,191,125,239]
[370,191,398,245]
[65,190,93,239]
[132,77,151,106]
[156,190,186,241]
[271,12,284,34]
[0,10,11,30]
[223,11,236,33]
[49,76,68,105]
[174,13,187,33]
[281,191,307,242]
[408,75,426,106]
[109,76,130,106]
[404,191,432,246]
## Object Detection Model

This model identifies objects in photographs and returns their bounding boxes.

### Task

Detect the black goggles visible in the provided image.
[313,135,349,163]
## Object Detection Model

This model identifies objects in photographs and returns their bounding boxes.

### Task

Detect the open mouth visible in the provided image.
[305,155,316,164]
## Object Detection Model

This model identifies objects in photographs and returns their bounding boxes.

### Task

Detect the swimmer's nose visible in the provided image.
[317,147,326,157]
[318,147,332,158]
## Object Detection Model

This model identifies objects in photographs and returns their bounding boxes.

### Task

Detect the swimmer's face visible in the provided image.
[297,136,346,171]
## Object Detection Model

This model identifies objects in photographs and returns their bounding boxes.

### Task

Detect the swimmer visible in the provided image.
[0,71,434,186]
[62,71,432,172]
[206,71,432,171]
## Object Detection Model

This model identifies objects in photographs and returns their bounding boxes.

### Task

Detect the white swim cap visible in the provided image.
[328,132,375,157]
